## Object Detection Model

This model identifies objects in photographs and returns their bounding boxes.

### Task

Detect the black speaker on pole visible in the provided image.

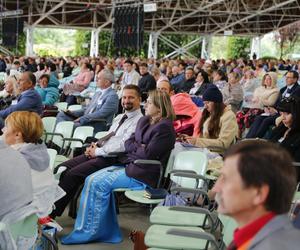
[113,3,144,50]
[2,18,24,47]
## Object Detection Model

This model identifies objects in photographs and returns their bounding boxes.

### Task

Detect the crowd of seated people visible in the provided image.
[0,54,300,248]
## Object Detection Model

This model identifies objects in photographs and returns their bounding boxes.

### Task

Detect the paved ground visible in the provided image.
[57,203,151,250]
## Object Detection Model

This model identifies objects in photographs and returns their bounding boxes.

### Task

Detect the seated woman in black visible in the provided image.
[269,97,300,180]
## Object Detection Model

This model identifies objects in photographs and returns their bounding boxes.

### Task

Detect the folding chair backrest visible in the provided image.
[70,126,94,149]
[54,102,68,111]
[68,104,82,112]
[218,214,238,247]
[171,151,208,189]
[47,148,57,170]
[42,117,56,142]
[42,117,56,133]
[52,121,74,149]
[94,131,110,139]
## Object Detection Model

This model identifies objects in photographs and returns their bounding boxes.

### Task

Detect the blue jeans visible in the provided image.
[61,166,146,244]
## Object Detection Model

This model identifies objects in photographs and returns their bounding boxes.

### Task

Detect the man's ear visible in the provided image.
[253,184,269,206]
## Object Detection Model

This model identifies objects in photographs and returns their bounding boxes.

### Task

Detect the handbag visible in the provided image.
[158,193,187,206]
[144,188,168,199]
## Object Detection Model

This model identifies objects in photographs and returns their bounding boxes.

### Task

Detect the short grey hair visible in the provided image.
[101,69,115,84]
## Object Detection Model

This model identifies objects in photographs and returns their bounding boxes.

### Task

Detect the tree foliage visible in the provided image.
[274,21,300,59]
[74,30,91,56]
[227,36,251,59]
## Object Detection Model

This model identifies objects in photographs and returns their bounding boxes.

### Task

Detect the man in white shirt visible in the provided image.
[120,59,140,86]
[51,84,143,217]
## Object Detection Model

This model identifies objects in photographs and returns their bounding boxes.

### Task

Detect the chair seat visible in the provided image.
[150,206,206,227]
[125,190,164,204]
[145,225,207,250]
[114,188,131,192]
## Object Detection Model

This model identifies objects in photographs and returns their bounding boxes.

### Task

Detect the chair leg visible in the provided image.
[68,184,84,219]
[114,192,120,214]
[41,230,58,250]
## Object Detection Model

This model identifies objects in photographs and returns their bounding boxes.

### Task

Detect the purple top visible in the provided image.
[124,116,176,187]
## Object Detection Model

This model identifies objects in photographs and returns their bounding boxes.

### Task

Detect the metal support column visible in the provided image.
[90,29,99,57]
[250,36,261,59]
[25,26,34,56]
[201,35,212,59]
[147,32,159,59]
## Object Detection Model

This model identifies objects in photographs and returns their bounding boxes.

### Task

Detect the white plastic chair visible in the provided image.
[54,102,68,111]
[42,117,56,143]
[47,148,57,171]
[94,131,110,139]
[63,126,94,153]
[67,104,82,112]
[170,151,208,189]
[46,121,74,153]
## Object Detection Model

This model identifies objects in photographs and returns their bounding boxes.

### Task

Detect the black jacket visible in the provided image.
[177,77,196,93]
[193,82,211,96]
[138,73,156,101]
[275,83,300,107]
[270,125,300,180]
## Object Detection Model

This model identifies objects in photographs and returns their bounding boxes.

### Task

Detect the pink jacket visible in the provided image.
[73,70,93,87]
[171,93,202,137]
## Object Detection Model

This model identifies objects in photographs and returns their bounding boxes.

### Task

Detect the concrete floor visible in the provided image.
[56,203,151,250]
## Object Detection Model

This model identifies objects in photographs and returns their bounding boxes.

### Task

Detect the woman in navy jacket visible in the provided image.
[61,90,176,245]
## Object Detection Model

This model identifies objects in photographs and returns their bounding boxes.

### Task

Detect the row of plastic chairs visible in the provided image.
[43,119,93,154]
[124,150,208,206]
[141,152,236,250]
[53,102,82,112]
[43,101,111,172]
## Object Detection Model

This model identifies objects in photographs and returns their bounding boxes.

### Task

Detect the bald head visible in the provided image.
[157,80,174,96]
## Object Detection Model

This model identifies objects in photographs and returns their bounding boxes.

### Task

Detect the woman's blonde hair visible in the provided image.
[6,75,20,95]
[262,72,277,88]
[5,111,44,143]
[148,90,176,121]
